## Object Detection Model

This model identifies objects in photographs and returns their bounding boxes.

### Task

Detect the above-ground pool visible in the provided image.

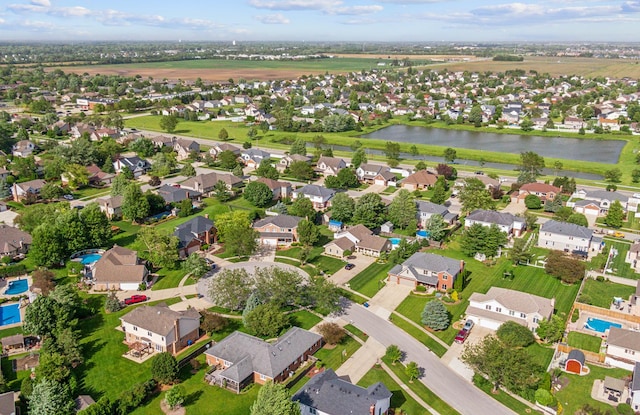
[79,253,103,265]
[5,279,28,295]
[584,317,622,333]
[390,238,401,245]
[416,230,430,238]
[0,303,21,326]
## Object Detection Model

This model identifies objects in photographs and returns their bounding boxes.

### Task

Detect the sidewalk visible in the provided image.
[335,337,386,384]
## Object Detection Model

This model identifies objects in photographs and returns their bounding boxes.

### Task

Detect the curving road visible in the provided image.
[340,301,516,415]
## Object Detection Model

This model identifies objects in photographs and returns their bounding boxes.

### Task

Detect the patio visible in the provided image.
[591,377,630,406]
[122,341,155,363]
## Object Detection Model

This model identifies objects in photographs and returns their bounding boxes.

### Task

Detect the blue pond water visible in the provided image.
[0,303,21,326]
[5,279,28,295]
[79,253,102,265]
[584,317,622,333]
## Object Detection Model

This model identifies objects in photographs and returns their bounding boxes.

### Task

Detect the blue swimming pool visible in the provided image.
[79,253,102,265]
[584,317,622,333]
[5,279,28,295]
[416,230,430,238]
[0,303,21,326]
[390,238,401,245]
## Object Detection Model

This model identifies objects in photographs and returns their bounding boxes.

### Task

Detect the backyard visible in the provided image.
[348,262,394,298]
[579,278,637,309]
[567,332,603,353]
[604,240,640,280]
[357,365,427,415]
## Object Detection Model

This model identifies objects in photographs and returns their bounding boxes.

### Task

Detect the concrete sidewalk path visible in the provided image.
[335,337,386,384]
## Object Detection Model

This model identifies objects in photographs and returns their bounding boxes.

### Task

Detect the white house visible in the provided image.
[605,327,640,370]
[537,220,601,254]
[631,363,640,412]
[465,287,555,331]
[464,209,526,237]
[292,185,335,210]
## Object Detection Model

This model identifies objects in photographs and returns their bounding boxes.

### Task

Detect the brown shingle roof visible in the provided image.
[93,245,147,284]
[0,225,31,254]
[402,170,438,187]
[120,304,200,337]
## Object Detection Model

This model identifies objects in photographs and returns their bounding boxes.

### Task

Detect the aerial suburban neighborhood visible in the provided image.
[1,18,640,415]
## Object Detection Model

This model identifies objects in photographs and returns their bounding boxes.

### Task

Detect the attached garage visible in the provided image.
[120,282,140,291]
[468,315,502,331]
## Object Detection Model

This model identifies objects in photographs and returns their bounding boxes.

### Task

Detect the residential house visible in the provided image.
[278,154,312,170]
[11,179,45,202]
[173,139,200,160]
[569,189,636,215]
[151,135,175,149]
[400,170,438,191]
[356,163,398,187]
[325,224,391,258]
[113,156,151,178]
[537,220,600,254]
[180,172,243,195]
[120,304,200,355]
[209,143,241,158]
[92,245,149,291]
[98,195,123,220]
[563,117,585,129]
[204,327,322,393]
[0,391,15,415]
[253,214,303,246]
[464,209,526,237]
[0,225,31,257]
[465,287,555,331]
[173,215,215,258]
[598,117,621,131]
[241,148,270,168]
[605,327,640,370]
[459,174,500,190]
[156,184,201,204]
[315,156,347,177]
[292,185,336,210]
[416,201,458,227]
[86,164,115,185]
[0,167,10,181]
[292,368,392,415]
[513,182,561,203]
[630,363,640,412]
[11,140,36,157]
[387,252,463,291]
[89,128,119,142]
[256,177,292,200]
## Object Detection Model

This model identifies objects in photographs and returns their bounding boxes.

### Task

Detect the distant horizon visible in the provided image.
[1,0,639,43]
[1,40,640,45]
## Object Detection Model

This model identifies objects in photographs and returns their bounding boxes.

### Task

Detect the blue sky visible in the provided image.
[1,0,639,42]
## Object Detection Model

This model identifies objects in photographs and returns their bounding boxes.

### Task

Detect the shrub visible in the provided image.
[535,388,554,406]
[571,309,580,323]
[496,321,535,348]
[415,285,427,292]
[524,194,542,209]
[164,385,185,410]
[200,311,229,334]
[385,345,402,364]
[596,275,605,282]
[617,403,634,415]
[105,291,122,313]
[316,322,346,345]
[150,352,178,385]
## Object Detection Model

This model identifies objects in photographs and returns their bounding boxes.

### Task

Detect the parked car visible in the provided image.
[124,295,148,305]
[613,231,625,238]
[463,319,474,331]
[454,328,469,344]
[344,263,355,270]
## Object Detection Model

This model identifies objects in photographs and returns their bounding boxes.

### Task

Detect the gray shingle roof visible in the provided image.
[401,252,462,277]
[156,184,201,203]
[416,201,449,216]
[608,327,640,351]
[469,287,554,316]
[466,209,521,227]
[540,220,592,239]
[295,184,336,199]
[292,369,391,415]
[173,216,214,248]
[254,214,303,229]
[582,189,628,202]
[631,362,640,392]
[567,349,585,366]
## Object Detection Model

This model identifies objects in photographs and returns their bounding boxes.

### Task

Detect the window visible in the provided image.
[495,307,502,313]
[259,374,267,381]
[441,284,447,290]
[155,344,162,352]
[147,331,152,337]
[509,310,515,316]
[442,275,448,280]
[520,313,526,318]
[485,305,492,310]
[533,317,539,323]
[133,326,138,331]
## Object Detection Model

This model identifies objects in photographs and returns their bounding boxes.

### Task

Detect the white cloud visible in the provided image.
[30,0,50,6]
[377,0,443,3]
[248,0,341,10]
[331,5,383,15]
[49,6,92,17]
[255,13,291,24]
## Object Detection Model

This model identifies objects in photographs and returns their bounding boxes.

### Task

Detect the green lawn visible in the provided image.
[348,262,393,298]
[274,257,318,277]
[472,375,533,415]
[527,343,555,369]
[606,240,640,279]
[289,310,322,331]
[555,365,631,415]
[567,332,603,353]
[381,356,460,415]
[357,366,426,415]
[344,324,369,342]
[312,255,346,275]
[314,335,361,371]
[579,278,637,308]
[151,267,189,291]
[388,314,447,357]
[338,288,369,306]
[1,353,32,391]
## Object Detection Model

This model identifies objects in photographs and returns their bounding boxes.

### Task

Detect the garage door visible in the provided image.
[476,318,501,330]
[120,283,140,291]
[262,238,277,246]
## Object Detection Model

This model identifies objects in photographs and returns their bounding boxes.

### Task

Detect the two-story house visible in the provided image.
[387,252,463,291]
[569,189,636,216]
[465,287,555,332]
[256,177,292,200]
[0,225,32,257]
[537,220,600,254]
[253,214,303,246]
[512,182,561,203]
[292,185,336,210]
[11,179,45,202]
[120,304,200,355]
[180,172,243,196]
[416,201,458,227]
[173,139,200,160]
[324,224,391,258]
[209,143,241,158]
[11,140,36,157]
[204,327,322,393]
[240,148,271,169]
[98,195,123,220]
[315,156,347,177]
[605,328,640,370]
[278,154,312,171]
[464,209,526,237]
[355,163,398,187]
[173,215,215,258]
[156,184,202,204]
[293,369,392,415]
[400,169,438,191]
[630,363,640,412]
[113,156,151,178]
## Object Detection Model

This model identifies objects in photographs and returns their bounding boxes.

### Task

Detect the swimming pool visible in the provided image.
[0,303,21,326]
[584,317,622,333]
[5,279,28,295]
[78,253,102,265]
[416,230,430,238]
[390,238,401,245]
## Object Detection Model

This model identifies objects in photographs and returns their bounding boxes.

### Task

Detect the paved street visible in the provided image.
[340,302,516,415]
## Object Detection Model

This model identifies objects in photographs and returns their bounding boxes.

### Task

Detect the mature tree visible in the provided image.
[40,183,65,201]
[517,151,545,184]
[443,147,457,163]
[244,302,290,338]
[182,252,209,279]
[405,362,420,382]
[122,184,150,223]
[415,161,427,171]
[497,321,535,348]
[385,345,402,365]
[200,311,229,334]
[80,203,112,247]
[459,178,494,213]
[329,192,355,223]
[543,194,563,213]
[421,300,450,330]
[567,213,589,227]
[353,193,387,228]
[388,238,421,265]
[554,206,573,222]
[351,148,367,169]
[468,105,483,126]
[105,291,122,313]
[297,219,320,247]
[289,197,316,221]
[218,128,229,141]
[129,137,155,157]
[151,152,177,177]
[30,224,66,267]
[509,238,532,265]
[63,163,89,189]
[177,198,193,217]
[288,160,314,181]
[536,315,565,343]
[605,200,625,228]
[250,381,300,415]
[384,141,400,162]
[289,138,307,156]
[159,115,179,133]
[424,214,447,242]
[388,189,417,230]
[254,266,304,308]
[110,173,130,196]
[435,164,457,180]
[150,352,178,384]
[243,181,273,208]
[213,180,231,202]
[316,322,346,345]
[255,160,279,180]
[164,385,185,410]
[524,194,542,209]
[604,168,622,183]
[430,176,448,204]
[215,211,259,257]
[135,227,180,269]
[23,296,58,337]
[545,250,586,284]
[336,168,359,188]
[28,378,75,415]
[232,164,244,177]
[460,223,507,258]
[180,163,196,177]
[304,277,342,314]
[218,150,239,170]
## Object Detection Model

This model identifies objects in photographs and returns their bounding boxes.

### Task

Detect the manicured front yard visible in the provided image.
[277,247,344,275]
[289,310,322,330]
[567,331,603,353]
[472,375,533,415]
[357,365,426,415]
[314,335,361,371]
[348,262,393,298]
[579,278,636,309]
[151,267,189,291]
[388,314,447,357]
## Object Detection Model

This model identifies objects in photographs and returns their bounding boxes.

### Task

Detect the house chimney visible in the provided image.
[204,214,209,219]
[370,404,375,415]
[173,318,180,354]
[460,260,465,273]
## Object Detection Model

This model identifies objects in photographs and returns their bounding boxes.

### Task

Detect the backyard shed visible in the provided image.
[1,334,24,353]
[565,349,586,375]
[381,221,394,234]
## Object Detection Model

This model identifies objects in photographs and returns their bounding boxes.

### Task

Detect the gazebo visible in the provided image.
[1,334,24,354]
[604,376,626,402]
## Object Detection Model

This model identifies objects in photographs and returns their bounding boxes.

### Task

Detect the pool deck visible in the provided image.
[569,310,639,339]
[0,300,28,329]
[0,276,32,298]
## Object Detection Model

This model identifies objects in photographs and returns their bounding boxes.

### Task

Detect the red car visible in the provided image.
[454,328,469,344]
[124,295,148,305]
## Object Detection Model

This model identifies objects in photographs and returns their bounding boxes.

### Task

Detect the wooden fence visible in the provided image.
[557,343,605,364]
[574,302,640,325]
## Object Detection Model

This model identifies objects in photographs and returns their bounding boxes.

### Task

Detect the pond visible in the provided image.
[360,125,626,164]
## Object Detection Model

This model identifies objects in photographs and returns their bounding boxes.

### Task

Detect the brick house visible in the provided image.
[387,252,463,291]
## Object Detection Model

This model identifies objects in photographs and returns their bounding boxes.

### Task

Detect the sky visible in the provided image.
[0,0,639,42]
